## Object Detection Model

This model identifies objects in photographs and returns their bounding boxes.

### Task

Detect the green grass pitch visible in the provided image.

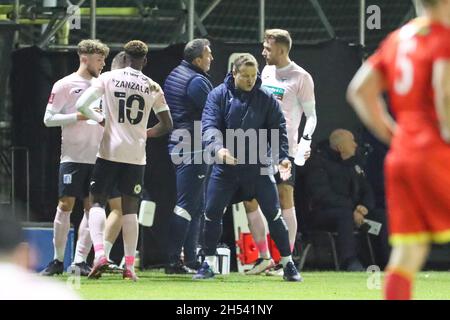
[58,271,450,300]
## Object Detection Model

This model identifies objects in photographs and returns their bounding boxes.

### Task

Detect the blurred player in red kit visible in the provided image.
[347,0,450,300]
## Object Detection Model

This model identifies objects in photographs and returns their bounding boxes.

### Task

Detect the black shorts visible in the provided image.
[275,157,296,187]
[58,162,94,200]
[90,157,145,198]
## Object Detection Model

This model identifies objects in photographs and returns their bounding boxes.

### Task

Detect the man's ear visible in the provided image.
[192,57,201,67]
[143,56,148,67]
[80,54,87,64]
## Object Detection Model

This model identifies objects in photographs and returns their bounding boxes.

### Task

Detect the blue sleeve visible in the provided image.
[187,76,212,111]
[266,96,289,162]
[202,87,224,154]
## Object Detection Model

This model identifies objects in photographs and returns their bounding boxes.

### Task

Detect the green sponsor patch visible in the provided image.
[263,85,285,100]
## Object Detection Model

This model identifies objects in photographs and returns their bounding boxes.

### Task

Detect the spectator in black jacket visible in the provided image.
[305,129,375,271]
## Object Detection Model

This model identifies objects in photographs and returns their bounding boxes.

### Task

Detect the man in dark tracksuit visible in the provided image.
[194,53,301,281]
[164,39,214,273]
[305,129,375,271]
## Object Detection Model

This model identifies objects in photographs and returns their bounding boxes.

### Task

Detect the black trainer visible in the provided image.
[165,261,196,274]
[345,258,365,272]
[283,261,303,282]
[192,261,215,280]
[40,259,64,276]
[71,261,92,276]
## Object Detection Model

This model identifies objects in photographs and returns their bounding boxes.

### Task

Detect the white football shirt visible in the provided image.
[92,67,169,165]
[261,62,315,157]
[45,73,104,164]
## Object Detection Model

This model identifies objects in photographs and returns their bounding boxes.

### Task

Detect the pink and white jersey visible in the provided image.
[92,67,169,165]
[46,73,104,164]
[261,62,315,156]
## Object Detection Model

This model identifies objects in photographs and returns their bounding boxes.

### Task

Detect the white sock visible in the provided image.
[88,206,106,259]
[282,207,297,252]
[280,256,293,268]
[122,214,138,267]
[53,207,71,262]
[73,210,92,264]
[104,240,114,261]
[205,255,217,271]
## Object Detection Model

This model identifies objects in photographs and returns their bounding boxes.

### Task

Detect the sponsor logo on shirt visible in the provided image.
[69,88,84,95]
[263,85,285,101]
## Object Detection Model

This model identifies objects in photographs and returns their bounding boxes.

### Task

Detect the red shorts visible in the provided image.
[385,148,450,245]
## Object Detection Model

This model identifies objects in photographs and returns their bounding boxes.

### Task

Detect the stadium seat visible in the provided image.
[297,229,376,271]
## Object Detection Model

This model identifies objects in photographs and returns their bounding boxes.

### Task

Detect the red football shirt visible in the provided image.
[369,18,450,155]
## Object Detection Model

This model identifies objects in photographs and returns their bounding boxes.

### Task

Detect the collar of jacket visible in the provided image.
[224,71,262,97]
[180,60,210,78]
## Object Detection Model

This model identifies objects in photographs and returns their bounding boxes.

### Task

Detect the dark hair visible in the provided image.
[124,40,148,59]
[0,218,23,255]
[183,38,210,63]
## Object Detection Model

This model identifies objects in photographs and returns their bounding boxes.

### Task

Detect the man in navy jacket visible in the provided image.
[195,54,301,281]
[164,39,214,274]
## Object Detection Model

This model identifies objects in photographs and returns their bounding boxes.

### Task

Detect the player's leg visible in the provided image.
[72,197,92,276]
[72,163,97,276]
[193,171,236,280]
[104,195,123,262]
[384,243,430,300]
[278,184,296,251]
[243,199,274,275]
[41,162,78,276]
[276,159,297,253]
[383,155,429,299]
[40,196,76,276]
[385,152,450,299]
[118,163,145,281]
[120,194,140,281]
[255,175,301,282]
[87,158,117,279]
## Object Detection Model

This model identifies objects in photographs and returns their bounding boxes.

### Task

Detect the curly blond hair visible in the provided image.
[77,39,109,57]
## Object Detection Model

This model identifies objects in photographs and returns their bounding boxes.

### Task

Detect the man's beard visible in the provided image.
[87,67,99,77]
